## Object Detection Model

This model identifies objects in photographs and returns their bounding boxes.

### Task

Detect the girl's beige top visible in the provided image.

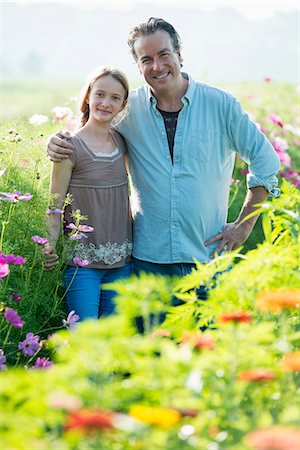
[64,130,132,269]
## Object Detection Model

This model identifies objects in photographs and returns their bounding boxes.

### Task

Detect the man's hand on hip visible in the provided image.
[205,220,253,258]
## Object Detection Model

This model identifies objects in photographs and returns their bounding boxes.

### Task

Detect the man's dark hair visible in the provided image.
[127,17,182,61]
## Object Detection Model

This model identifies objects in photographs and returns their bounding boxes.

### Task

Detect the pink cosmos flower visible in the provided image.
[0,191,32,202]
[0,349,7,370]
[0,262,9,278]
[66,224,94,233]
[268,114,283,128]
[277,151,291,167]
[4,254,27,265]
[62,310,80,330]
[280,170,300,188]
[18,332,40,356]
[272,137,289,152]
[264,76,272,82]
[32,235,48,246]
[5,308,24,328]
[47,391,82,410]
[73,257,89,267]
[34,357,53,369]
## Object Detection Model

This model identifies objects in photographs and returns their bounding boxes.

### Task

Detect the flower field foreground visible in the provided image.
[0,183,299,449]
[0,80,299,448]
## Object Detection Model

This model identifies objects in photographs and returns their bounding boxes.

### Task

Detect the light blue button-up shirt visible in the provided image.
[116,74,280,264]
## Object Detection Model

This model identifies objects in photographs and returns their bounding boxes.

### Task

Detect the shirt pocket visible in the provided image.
[191,129,217,162]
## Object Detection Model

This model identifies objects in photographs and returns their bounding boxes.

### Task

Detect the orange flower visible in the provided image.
[180,331,214,350]
[246,426,300,450]
[256,289,300,312]
[129,405,180,428]
[237,369,276,382]
[64,408,114,433]
[219,311,252,323]
[282,351,300,372]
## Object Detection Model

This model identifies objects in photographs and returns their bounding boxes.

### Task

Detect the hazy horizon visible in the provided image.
[1,1,299,83]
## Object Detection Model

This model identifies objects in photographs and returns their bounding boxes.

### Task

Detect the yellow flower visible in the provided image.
[256,288,300,312]
[129,405,181,428]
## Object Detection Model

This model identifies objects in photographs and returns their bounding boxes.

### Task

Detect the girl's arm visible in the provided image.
[44,158,74,270]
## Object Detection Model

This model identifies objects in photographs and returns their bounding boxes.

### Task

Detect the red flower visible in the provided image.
[180,331,214,350]
[64,408,114,434]
[246,426,300,450]
[219,311,252,324]
[237,369,276,382]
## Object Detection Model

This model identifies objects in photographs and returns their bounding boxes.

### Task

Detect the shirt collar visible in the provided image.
[147,72,196,106]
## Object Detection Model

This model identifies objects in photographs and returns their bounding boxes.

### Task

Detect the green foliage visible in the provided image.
[0,79,299,449]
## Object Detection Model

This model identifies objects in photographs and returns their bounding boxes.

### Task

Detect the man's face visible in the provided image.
[134,30,183,93]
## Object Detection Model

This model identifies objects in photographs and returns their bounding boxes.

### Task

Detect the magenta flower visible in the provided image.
[5,308,24,328]
[73,257,89,267]
[32,235,48,246]
[280,170,300,188]
[4,254,27,265]
[18,332,40,356]
[0,191,32,202]
[264,76,272,82]
[0,349,7,370]
[268,114,283,128]
[46,208,64,215]
[0,262,9,278]
[69,232,88,241]
[276,150,291,167]
[62,310,80,330]
[11,292,22,302]
[34,357,53,369]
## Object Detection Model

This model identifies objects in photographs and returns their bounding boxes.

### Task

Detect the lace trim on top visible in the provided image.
[94,148,119,157]
[73,240,132,265]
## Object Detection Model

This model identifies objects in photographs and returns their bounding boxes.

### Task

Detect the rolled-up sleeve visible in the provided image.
[227,97,281,197]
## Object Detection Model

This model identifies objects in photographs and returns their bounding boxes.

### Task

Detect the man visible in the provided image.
[47,17,280,278]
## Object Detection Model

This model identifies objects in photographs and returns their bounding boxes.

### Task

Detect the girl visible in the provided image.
[44,67,132,321]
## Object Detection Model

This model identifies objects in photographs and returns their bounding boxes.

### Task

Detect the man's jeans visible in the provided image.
[132,257,208,332]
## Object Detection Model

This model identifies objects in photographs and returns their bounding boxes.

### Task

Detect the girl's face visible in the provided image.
[87,75,126,124]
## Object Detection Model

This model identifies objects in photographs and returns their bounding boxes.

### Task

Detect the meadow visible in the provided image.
[0,77,299,449]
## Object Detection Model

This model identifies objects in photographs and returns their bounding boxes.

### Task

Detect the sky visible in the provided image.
[1,0,299,82]
[10,0,300,20]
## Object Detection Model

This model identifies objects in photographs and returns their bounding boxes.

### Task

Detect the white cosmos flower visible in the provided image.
[29,114,49,125]
[52,106,72,120]
[185,369,203,393]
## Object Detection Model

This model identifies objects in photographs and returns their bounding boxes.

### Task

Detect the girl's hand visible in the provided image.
[42,245,59,271]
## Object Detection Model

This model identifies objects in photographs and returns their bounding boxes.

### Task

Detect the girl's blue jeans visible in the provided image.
[64,263,131,321]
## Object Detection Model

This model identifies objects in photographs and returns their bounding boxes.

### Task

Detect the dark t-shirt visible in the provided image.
[157,108,181,162]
